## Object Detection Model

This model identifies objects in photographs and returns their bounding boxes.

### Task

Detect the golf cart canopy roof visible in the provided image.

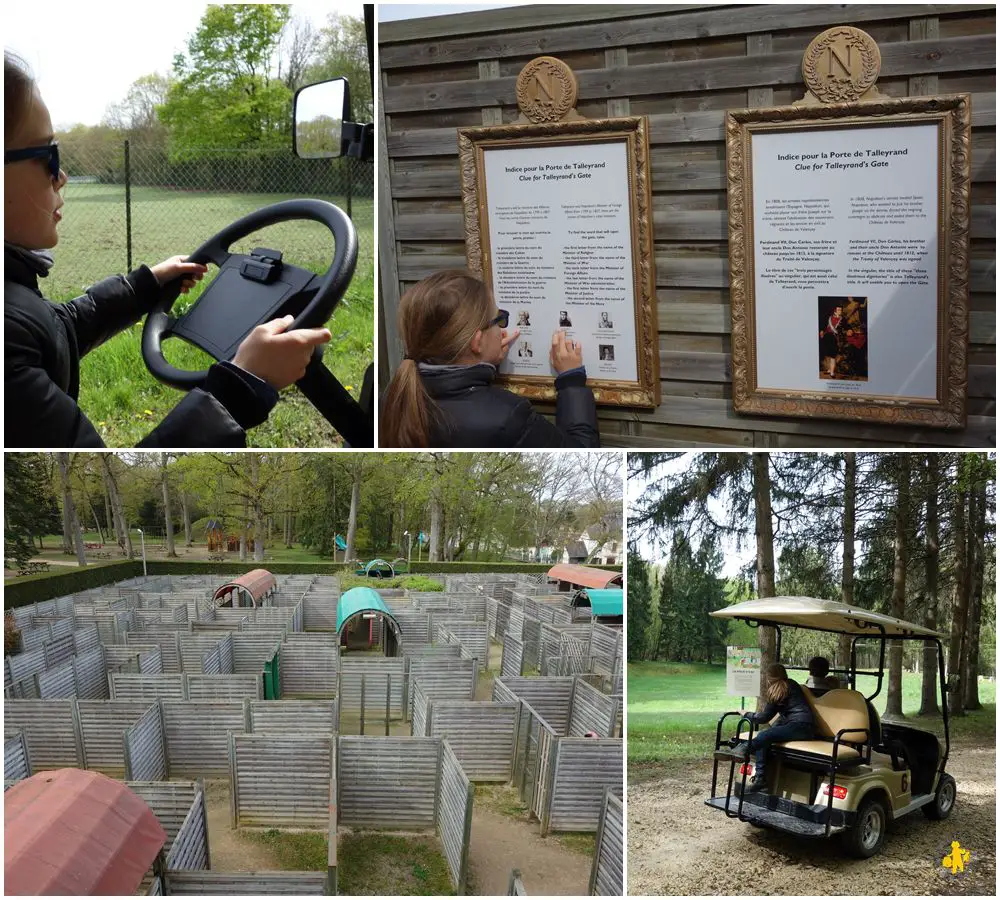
[711,596,945,638]
[5,768,167,896]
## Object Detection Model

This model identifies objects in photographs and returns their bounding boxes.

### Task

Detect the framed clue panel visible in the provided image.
[458,56,660,408]
[727,27,971,429]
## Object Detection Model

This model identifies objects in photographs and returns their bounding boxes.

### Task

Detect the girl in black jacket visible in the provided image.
[4,53,331,448]
[380,270,599,447]
[733,664,817,792]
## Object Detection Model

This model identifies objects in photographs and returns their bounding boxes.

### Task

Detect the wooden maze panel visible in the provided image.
[380,3,996,448]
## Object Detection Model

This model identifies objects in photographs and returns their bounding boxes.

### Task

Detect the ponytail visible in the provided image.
[380,358,435,447]
[380,270,496,447]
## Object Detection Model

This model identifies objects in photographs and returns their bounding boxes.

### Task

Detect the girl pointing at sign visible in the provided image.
[380,270,599,447]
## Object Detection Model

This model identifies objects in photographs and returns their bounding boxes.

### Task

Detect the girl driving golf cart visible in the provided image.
[733,664,817,792]
[380,270,599,448]
[4,53,331,448]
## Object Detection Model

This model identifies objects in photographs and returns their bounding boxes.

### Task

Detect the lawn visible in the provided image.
[628,660,997,766]
[45,183,374,447]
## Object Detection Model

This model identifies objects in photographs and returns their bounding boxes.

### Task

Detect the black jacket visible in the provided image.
[750,680,816,727]
[421,362,599,448]
[4,245,276,448]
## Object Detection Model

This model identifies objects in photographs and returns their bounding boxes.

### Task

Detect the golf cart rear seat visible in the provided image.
[738,687,873,765]
[776,688,872,766]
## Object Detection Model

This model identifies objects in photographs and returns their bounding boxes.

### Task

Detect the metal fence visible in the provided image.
[50,140,373,302]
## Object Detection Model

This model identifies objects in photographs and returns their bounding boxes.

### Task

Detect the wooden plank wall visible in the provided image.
[379,3,996,448]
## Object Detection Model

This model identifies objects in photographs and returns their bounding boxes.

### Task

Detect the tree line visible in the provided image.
[57,5,370,179]
[627,452,995,718]
[5,452,622,571]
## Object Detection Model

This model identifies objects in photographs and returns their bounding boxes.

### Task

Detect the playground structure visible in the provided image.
[572,588,624,627]
[4,569,623,896]
[212,569,277,609]
[336,586,403,654]
[546,564,623,593]
[353,557,409,578]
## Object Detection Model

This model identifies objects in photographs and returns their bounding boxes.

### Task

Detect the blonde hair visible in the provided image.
[380,270,496,447]
[764,663,790,704]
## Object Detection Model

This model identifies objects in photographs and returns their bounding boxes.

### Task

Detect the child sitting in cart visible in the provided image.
[731,663,817,793]
[806,656,841,693]
[5,53,331,447]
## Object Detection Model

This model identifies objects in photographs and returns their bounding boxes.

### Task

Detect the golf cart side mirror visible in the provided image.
[294,78,350,159]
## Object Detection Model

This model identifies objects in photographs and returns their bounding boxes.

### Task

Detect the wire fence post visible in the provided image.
[124,139,133,272]
[345,158,353,219]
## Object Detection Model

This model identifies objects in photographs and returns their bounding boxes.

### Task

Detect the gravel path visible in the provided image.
[628,740,995,896]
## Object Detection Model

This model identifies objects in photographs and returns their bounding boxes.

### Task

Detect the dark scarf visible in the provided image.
[4,241,54,276]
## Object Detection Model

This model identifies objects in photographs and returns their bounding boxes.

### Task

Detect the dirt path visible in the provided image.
[467,807,590,895]
[202,779,281,872]
[628,740,995,896]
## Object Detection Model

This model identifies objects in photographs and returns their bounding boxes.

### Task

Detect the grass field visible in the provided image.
[46,183,374,447]
[628,661,997,765]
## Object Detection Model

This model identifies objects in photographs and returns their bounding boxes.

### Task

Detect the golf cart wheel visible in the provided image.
[922,773,956,821]
[842,794,888,859]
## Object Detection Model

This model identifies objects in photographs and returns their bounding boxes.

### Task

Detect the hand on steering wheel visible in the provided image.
[233,315,332,389]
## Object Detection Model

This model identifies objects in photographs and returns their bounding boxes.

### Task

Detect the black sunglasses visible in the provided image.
[487,308,510,329]
[5,142,60,180]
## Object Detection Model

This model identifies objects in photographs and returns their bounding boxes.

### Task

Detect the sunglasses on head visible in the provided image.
[487,309,510,329]
[4,141,60,180]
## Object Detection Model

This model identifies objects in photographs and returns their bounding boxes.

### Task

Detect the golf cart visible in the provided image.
[706,596,954,859]
[143,6,375,447]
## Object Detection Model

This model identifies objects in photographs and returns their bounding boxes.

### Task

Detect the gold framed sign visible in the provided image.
[727,27,971,429]
[458,57,659,408]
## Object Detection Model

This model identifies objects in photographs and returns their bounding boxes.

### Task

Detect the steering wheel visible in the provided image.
[140,199,372,446]
[142,198,356,388]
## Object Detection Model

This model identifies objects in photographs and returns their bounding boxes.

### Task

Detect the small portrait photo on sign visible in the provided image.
[517,310,532,327]
[598,311,614,329]
[518,341,534,359]
[559,310,573,328]
[599,344,615,362]
[817,296,868,381]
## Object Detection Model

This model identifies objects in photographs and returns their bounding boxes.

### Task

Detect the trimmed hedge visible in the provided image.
[5,561,142,608]
[405,561,621,574]
[4,558,621,609]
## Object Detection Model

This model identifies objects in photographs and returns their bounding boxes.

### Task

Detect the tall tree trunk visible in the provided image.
[429,489,442,563]
[240,497,248,562]
[284,510,292,548]
[87,491,105,544]
[948,461,969,716]
[57,453,87,567]
[180,493,193,547]
[252,455,265,562]
[752,455,777,708]
[345,462,361,563]
[160,454,176,557]
[963,474,986,710]
[886,454,910,718]
[100,456,133,558]
[61,476,73,555]
[920,454,941,715]
[103,488,113,546]
[838,452,857,676]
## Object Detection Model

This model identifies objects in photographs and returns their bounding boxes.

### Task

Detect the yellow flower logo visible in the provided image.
[942,840,971,874]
